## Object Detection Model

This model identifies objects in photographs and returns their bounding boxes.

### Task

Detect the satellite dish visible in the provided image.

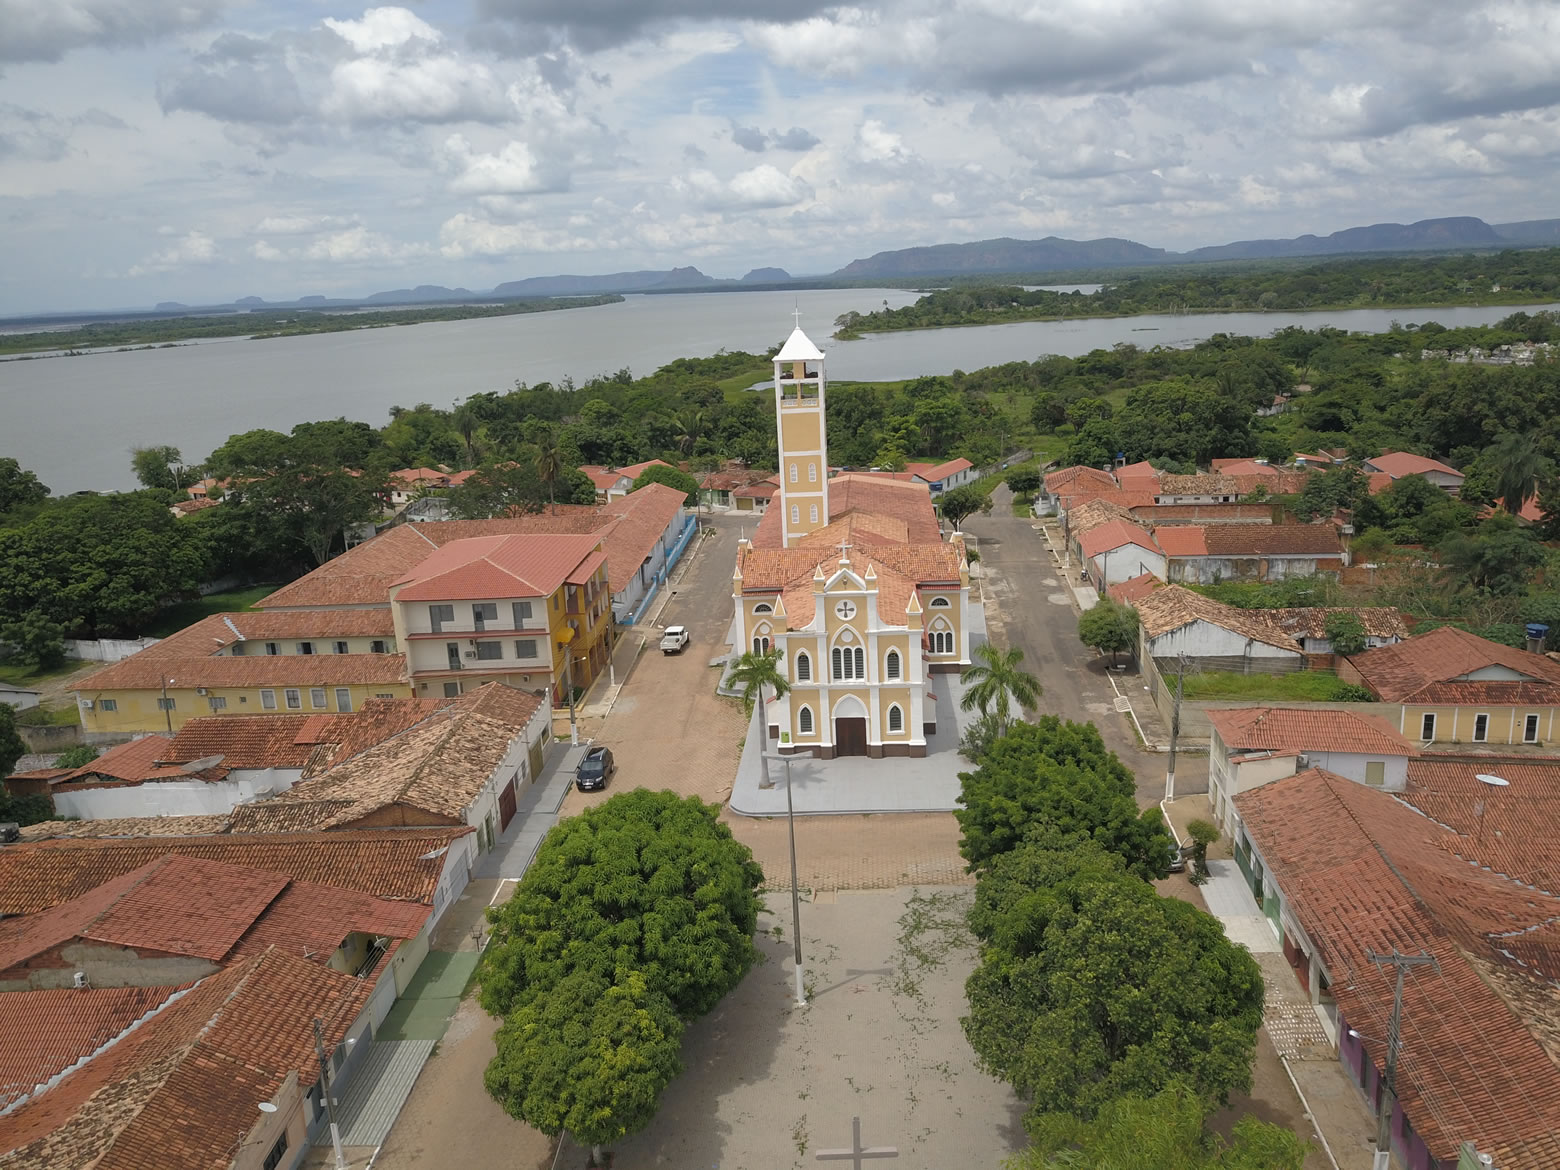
[1475,773,1510,787]
[180,754,226,773]
[257,1102,278,1114]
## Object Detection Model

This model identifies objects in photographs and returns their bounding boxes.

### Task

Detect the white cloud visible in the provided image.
[674,163,813,209]
[438,212,602,258]
[443,134,559,195]
[128,231,219,275]
[302,227,423,263]
[253,214,357,235]
[0,0,234,64]
[322,7,441,54]
[323,55,511,125]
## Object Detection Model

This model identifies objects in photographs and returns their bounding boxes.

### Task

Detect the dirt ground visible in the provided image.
[556,886,1026,1170]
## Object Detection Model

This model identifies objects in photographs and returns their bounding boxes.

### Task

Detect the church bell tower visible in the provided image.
[774,316,828,548]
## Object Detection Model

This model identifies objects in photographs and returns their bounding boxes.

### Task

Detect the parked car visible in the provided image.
[660,625,690,654]
[1168,839,1190,873]
[575,746,615,792]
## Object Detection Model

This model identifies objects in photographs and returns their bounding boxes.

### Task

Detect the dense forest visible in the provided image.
[0,294,624,357]
[5,309,1560,663]
[834,248,1560,336]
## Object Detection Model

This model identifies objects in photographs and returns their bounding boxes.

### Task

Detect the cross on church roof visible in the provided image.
[837,539,852,562]
[793,302,803,328]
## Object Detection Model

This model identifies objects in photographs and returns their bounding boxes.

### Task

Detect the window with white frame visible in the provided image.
[1473,712,1490,742]
[335,688,352,712]
[808,462,817,483]
[99,698,117,711]
[929,596,951,607]
[887,704,903,733]
[810,504,819,523]
[265,642,279,656]
[831,645,865,680]
[789,463,799,483]
[310,687,327,709]
[885,649,901,680]
[371,640,388,654]
[334,641,349,655]
[796,652,811,681]
[791,505,799,524]
[157,697,176,711]
[753,603,773,614]
[753,634,771,654]
[207,696,227,711]
[297,641,314,655]
[1420,712,1436,740]
[928,629,954,654]
[1525,713,1541,743]
[798,706,814,735]
[284,688,302,710]
[260,689,276,710]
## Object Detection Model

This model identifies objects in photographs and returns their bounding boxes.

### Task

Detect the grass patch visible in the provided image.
[141,586,274,637]
[1180,670,1376,703]
[16,704,82,727]
[0,657,88,689]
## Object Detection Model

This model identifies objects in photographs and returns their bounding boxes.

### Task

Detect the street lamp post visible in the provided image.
[161,676,175,735]
[313,1018,348,1170]
[766,752,806,1006]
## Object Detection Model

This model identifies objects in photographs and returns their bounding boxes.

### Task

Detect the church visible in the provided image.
[729,323,973,758]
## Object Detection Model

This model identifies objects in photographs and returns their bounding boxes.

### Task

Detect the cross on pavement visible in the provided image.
[815,1117,898,1169]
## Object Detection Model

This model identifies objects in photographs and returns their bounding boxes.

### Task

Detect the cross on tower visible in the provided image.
[793,302,803,328]
[816,1117,897,1169]
[836,539,852,562]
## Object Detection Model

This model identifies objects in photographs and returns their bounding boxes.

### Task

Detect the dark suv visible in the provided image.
[575,746,615,792]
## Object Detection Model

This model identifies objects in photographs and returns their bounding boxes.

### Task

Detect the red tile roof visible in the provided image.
[0,856,289,972]
[1207,706,1418,756]
[227,877,430,963]
[1152,526,1208,556]
[1133,585,1301,653]
[750,473,942,550]
[580,465,625,492]
[0,948,370,1170]
[57,736,189,785]
[1401,754,1560,892]
[1079,519,1159,560]
[1044,465,1116,493]
[162,715,323,770]
[733,480,778,499]
[1365,451,1464,480]
[1235,770,1560,1165]
[0,986,179,1112]
[904,457,973,482]
[1198,524,1340,556]
[1346,625,1560,703]
[614,459,673,482]
[392,532,603,601]
[0,827,471,915]
[1106,572,1163,605]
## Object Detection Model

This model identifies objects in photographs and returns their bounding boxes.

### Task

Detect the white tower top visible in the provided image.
[776,327,824,362]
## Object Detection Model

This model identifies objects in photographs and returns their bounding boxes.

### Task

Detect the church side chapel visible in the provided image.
[730,321,973,759]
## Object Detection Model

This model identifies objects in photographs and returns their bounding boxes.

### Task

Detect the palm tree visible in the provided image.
[728,647,790,789]
[674,408,705,457]
[1491,431,1548,516]
[534,427,562,513]
[451,403,482,465]
[959,642,1042,738]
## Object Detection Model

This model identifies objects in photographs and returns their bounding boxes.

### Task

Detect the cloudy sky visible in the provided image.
[2,0,1558,313]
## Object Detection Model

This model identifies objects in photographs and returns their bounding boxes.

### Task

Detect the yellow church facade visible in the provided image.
[730,324,973,759]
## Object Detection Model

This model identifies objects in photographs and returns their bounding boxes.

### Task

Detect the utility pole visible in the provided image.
[779,754,806,1006]
[161,676,175,735]
[1365,949,1439,1170]
[1165,652,1188,801]
[312,1018,347,1170]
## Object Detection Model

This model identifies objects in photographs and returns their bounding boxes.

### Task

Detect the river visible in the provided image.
[1,288,1552,492]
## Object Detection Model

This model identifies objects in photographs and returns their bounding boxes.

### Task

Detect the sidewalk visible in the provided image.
[476,740,585,879]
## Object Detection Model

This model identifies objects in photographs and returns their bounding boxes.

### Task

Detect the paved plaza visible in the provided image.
[554,886,1026,1170]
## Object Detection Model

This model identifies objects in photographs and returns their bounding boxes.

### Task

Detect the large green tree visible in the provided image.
[939,483,992,529]
[447,461,549,519]
[965,840,1263,1126]
[631,463,700,507]
[480,791,763,1154]
[1008,1086,1307,1170]
[0,459,49,518]
[129,445,192,492]
[0,702,27,780]
[956,717,1172,880]
[1077,600,1139,665]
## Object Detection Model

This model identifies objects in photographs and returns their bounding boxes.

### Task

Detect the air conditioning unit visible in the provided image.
[196,687,209,696]
[81,700,95,709]
[464,651,478,659]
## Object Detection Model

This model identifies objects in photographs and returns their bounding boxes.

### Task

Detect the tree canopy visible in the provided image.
[0,459,49,519]
[955,716,1172,881]
[940,483,993,529]
[1007,1086,1307,1170]
[480,790,763,1150]
[0,703,26,780]
[1077,600,1139,664]
[632,463,700,507]
[964,839,1264,1126]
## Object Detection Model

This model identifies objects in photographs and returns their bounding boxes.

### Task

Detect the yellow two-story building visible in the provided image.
[74,610,409,736]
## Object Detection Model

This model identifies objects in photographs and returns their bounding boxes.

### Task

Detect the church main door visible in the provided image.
[834,717,868,757]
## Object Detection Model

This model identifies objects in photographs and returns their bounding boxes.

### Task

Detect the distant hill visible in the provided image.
[741,267,792,283]
[491,267,716,296]
[834,236,1167,279]
[1495,219,1560,245]
[153,302,189,312]
[364,285,475,304]
[1180,217,1504,262]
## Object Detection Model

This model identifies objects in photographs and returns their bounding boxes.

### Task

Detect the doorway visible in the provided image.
[834,717,868,756]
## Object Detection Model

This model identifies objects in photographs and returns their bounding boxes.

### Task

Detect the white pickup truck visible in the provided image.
[659,625,690,654]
